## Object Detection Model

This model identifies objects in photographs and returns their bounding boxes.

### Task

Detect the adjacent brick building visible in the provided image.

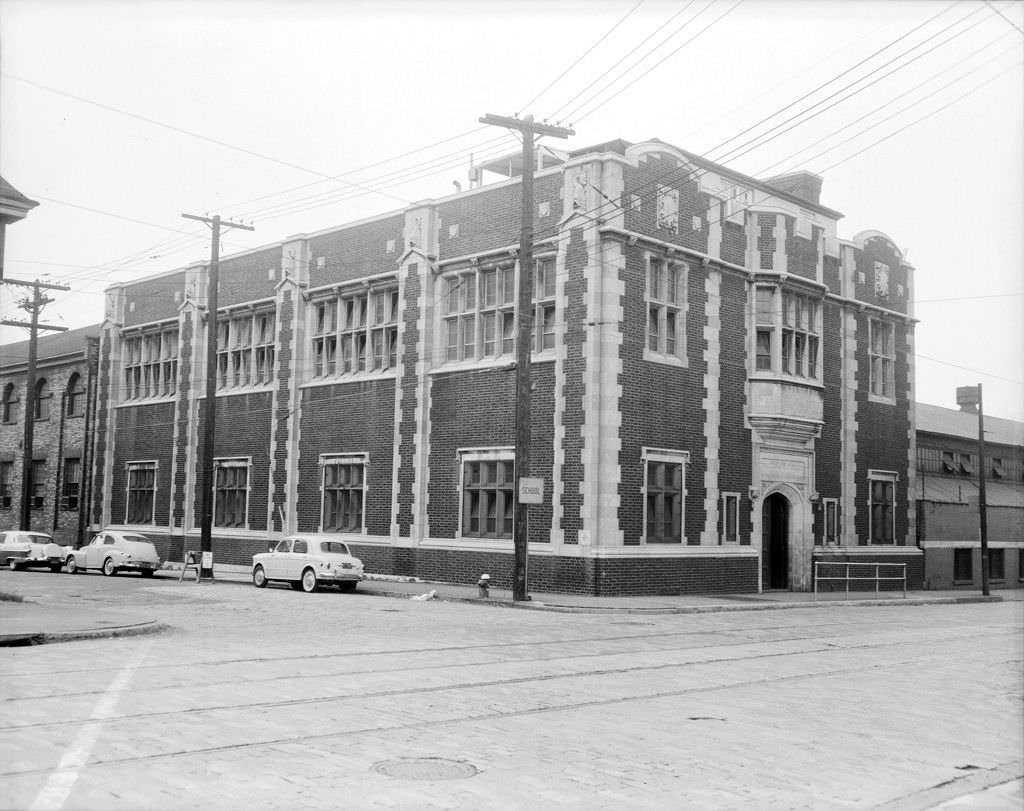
[916,402,1024,590]
[0,324,100,546]
[92,138,921,594]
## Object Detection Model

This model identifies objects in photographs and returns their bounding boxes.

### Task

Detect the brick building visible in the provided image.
[916,402,1023,590]
[93,138,920,594]
[0,324,100,546]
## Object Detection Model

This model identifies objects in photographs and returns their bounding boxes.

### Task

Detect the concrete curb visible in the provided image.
[0,620,170,647]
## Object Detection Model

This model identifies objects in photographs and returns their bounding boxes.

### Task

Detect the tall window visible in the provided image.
[721,492,739,544]
[67,373,86,417]
[321,455,365,532]
[646,257,686,361]
[1,383,17,423]
[643,449,688,543]
[868,471,896,544]
[312,287,397,378]
[823,498,839,545]
[217,311,274,389]
[953,548,972,582]
[214,458,249,528]
[124,327,178,400]
[62,458,81,511]
[30,459,46,508]
[989,549,1005,581]
[869,319,895,399]
[0,461,12,509]
[443,258,554,364]
[460,452,514,539]
[753,286,820,379]
[126,461,156,524]
[34,378,51,420]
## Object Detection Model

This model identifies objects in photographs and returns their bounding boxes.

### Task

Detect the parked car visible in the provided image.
[252,536,364,593]
[0,531,72,572]
[65,530,162,577]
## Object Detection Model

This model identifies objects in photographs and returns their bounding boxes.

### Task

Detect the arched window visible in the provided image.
[34,378,51,421]
[67,373,85,417]
[1,383,17,423]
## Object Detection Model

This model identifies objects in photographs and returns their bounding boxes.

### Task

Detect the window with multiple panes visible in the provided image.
[954,548,972,582]
[34,378,51,420]
[66,373,85,417]
[443,258,554,364]
[643,449,688,543]
[753,286,820,379]
[126,461,156,524]
[646,257,686,361]
[989,548,1005,581]
[30,459,46,508]
[460,452,515,539]
[214,458,249,528]
[217,311,275,389]
[868,471,896,544]
[823,498,839,545]
[311,287,397,378]
[721,492,739,544]
[869,318,895,399]
[0,461,12,509]
[124,328,178,400]
[321,455,365,532]
[1,383,17,423]
[61,458,81,511]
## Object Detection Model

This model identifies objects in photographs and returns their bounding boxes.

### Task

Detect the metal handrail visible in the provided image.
[813,561,907,600]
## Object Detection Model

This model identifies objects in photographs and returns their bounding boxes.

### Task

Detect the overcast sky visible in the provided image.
[1,0,1021,419]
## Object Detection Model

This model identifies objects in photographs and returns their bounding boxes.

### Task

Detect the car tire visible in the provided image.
[102,558,117,577]
[140,569,155,578]
[49,562,62,573]
[339,582,356,593]
[300,568,318,593]
[252,565,268,588]
[7,558,20,572]
[66,556,79,574]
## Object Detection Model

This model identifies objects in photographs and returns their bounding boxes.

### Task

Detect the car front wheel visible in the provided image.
[102,558,117,576]
[7,558,20,571]
[300,568,318,593]
[252,565,268,588]
[66,556,79,574]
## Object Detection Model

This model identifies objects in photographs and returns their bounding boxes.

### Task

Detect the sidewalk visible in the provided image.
[2,564,1017,646]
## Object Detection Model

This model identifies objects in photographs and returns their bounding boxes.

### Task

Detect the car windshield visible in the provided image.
[320,542,350,555]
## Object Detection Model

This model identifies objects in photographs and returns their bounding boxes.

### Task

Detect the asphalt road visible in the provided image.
[0,572,1021,810]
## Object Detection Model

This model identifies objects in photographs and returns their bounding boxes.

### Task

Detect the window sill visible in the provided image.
[868,393,898,406]
[953,579,973,585]
[432,353,555,375]
[642,349,687,368]
[117,396,177,407]
[749,372,823,390]
[302,371,397,388]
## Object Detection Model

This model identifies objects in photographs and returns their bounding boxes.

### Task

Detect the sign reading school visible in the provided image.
[518,477,544,505]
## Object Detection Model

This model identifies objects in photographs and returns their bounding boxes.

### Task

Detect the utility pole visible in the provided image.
[479,113,573,602]
[957,384,989,596]
[181,213,254,580]
[1,278,70,531]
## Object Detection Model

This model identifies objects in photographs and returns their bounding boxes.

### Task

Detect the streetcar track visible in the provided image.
[0,652,974,779]
[2,627,1016,736]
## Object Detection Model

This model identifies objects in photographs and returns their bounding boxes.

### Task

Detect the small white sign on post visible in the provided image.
[202,551,213,569]
[518,477,544,505]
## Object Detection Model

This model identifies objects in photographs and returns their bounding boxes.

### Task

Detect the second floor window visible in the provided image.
[646,257,686,362]
[869,319,895,399]
[34,378,51,420]
[2,383,18,423]
[312,287,397,378]
[217,311,275,389]
[125,328,178,400]
[755,286,820,380]
[126,461,156,524]
[67,373,86,417]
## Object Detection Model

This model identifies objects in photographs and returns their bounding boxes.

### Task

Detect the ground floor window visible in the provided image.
[214,458,249,528]
[988,548,1005,581]
[126,461,157,524]
[823,498,839,545]
[868,471,897,544]
[460,450,514,539]
[62,458,81,511]
[642,448,689,543]
[721,492,739,544]
[31,460,46,509]
[321,455,365,532]
[0,461,11,509]
[954,548,972,582]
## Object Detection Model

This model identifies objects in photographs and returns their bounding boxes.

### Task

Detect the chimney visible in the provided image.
[762,170,824,206]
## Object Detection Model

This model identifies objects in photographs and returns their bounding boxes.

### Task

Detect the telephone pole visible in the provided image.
[1,277,70,531]
[181,213,254,580]
[479,113,573,602]
[957,384,990,596]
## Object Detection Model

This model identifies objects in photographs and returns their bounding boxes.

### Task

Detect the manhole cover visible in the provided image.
[373,758,478,781]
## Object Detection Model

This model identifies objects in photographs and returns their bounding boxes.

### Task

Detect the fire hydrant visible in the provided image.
[477,573,491,598]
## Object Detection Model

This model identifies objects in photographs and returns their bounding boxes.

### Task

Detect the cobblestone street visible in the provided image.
[1,575,1021,810]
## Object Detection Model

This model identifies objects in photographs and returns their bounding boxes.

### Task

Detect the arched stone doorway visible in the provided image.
[762,493,790,590]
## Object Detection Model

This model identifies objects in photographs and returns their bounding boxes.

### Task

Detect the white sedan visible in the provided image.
[65,530,162,577]
[0,531,71,572]
[252,536,364,593]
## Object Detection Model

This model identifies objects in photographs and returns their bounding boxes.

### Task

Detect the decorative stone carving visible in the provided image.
[874,261,890,298]
[656,186,679,231]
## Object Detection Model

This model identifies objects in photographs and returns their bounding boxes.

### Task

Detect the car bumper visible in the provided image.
[318,571,363,583]
[118,561,161,572]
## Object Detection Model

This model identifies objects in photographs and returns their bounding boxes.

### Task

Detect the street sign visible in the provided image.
[518,477,544,504]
